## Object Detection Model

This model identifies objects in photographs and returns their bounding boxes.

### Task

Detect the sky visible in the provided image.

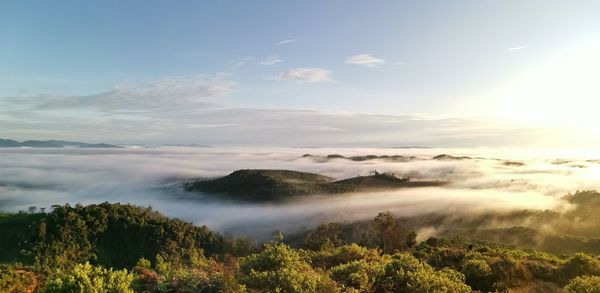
[1,1,599,147]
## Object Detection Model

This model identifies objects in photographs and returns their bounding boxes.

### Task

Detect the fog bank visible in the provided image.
[2,147,599,239]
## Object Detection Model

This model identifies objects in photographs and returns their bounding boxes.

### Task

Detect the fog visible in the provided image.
[2,147,600,239]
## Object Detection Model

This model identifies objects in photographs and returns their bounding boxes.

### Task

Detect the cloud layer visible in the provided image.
[2,147,599,238]
[0,75,549,147]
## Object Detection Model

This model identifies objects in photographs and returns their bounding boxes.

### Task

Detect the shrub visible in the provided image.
[377,253,471,293]
[564,275,600,293]
[329,259,385,291]
[309,244,375,269]
[40,262,133,293]
[561,253,600,282]
[0,265,38,293]
[461,258,492,290]
[238,242,326,292]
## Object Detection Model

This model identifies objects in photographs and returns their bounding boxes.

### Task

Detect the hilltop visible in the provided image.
[184,169,446,201]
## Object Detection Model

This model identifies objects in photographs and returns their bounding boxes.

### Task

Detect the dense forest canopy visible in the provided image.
[3,192,600,292]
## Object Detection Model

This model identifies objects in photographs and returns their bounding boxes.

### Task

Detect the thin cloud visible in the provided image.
[226,57,255,67]
[507,45,531,52]
[276,67,333,83]
[260,56,284,66]
[345,53,386,67]
[36,74,234,112]
[274,39,299,46]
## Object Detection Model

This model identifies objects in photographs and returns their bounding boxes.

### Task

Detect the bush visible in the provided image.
[0,265,38,293]
[329,259,385,291]
[461,258,492,290]
[561,253,600,281]
[377,253,471,293]
[309,244,375,269]
[564,275,600,293]
[40,262,133,293]
[238,242,326,292]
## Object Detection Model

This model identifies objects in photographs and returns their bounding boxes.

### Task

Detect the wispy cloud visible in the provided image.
[507,45,531,52]
[226,57,254,67]
[345,53,386,67]
[274,39,299,46]
[276,67,333,83]
[36,74,233,112]
[260,55,284,66]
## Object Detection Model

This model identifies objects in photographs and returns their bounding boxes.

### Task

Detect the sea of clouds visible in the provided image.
[1,147,600,239]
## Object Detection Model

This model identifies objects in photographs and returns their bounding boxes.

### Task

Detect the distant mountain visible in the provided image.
[0,138,121,148]
[432,154,472,160]
[0,139,21,147]
[184,169,447,202]
[301,153,417,162]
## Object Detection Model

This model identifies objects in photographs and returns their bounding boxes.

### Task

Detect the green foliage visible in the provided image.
[238,242,325,292]
[309,244,377,269]
[564,275,600,293]
[0,265,38,293]
[145,252,244,293]
[329,259,385,291]
[6,202,600,292]
[414,239,566,292]
[135,258,151,270]
[25,203,223,271]
[300,223,345,250]
[460,258,492,289]
[222,236,259,257]
[0,212,45,264]
[561,253,600,282]
[377,253,471,292]
[40,262,133,293]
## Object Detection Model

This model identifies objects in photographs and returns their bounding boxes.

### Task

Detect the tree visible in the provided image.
[28,206,37,214]
[406,231,417,248]
[302,223,344,250]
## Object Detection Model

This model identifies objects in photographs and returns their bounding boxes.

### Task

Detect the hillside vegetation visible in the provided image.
[2,201,600,292]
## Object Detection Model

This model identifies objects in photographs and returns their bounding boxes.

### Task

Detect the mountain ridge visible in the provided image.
[0,138,120,148]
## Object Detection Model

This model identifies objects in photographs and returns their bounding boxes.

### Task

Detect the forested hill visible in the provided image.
[0,203,223,269]
[2,202,600,292]
[184,169,446,201]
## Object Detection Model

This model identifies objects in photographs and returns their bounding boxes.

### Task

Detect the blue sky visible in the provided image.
[1,1,600,146]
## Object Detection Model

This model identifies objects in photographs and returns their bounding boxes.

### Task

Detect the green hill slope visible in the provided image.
[184,169,446,201]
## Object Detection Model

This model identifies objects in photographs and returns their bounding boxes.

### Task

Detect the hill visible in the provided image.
[0,138,120,148]
[184,169,446,201]
[0,203,222,270]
